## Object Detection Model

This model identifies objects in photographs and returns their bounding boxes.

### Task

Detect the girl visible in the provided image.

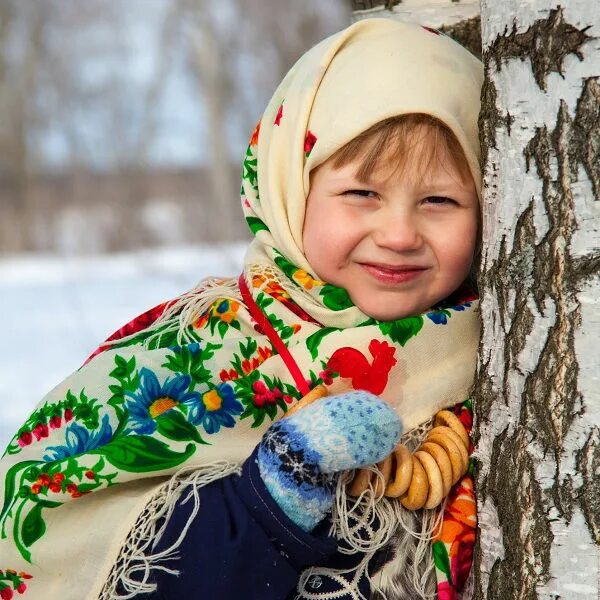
[0,18,482,600]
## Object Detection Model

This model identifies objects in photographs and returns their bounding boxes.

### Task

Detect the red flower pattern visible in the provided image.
[17,432,32,448]
[274,103,284,125]
[31,424,48,441]
[251,381,282,408]
[249,121,260,146]
[437,581,456,600]
[319,369,335,385]
[85,301,169,363]
[304,130,317,156]
[0,568,31,599]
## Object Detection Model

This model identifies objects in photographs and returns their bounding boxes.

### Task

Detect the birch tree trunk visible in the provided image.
[475,2,600,598]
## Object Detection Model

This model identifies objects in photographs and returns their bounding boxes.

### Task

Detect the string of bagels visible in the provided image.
[285,385,471,511]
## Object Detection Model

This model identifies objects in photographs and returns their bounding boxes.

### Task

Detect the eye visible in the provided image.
[423,196,458,206]
[344,189,377,198]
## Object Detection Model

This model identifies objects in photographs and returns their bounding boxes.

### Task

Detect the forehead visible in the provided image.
[329,118,474,188]
[334,139,473,190]
[381,142,471,187]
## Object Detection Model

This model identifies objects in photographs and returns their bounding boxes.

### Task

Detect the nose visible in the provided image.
[371,209,424,252]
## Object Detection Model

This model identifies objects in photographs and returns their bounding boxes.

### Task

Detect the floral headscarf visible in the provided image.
[0,19,482,600]
[242,18,482,328]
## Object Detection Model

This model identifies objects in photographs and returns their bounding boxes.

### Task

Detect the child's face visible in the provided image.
[302,145,479,321]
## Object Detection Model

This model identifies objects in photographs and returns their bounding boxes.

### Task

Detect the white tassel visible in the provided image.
[101,276,243,351]
[99,461,241,599]
[102,262,317,354]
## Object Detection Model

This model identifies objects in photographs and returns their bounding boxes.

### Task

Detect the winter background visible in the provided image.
[0,1,349,450]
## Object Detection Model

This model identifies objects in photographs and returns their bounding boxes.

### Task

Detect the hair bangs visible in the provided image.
[330,114,472,186]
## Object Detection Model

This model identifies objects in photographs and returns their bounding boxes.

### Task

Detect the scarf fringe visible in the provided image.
[99,461,241,600]
[102,276,243,351]
[247,262,321,308]
[103,262,308,351]
[296,420,441,600]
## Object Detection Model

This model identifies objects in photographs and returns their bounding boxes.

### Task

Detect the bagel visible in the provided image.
[348,467,373,497]
[384,444,413,498]
[400,455,429,510]
[415,450,444,509]
[426,432,467,484]
[427,426,469,471]
[420,441,453,496]
[434,410,469,451]
[373,454,393,498]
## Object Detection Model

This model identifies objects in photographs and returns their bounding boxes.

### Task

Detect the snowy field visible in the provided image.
[0,243,246,451]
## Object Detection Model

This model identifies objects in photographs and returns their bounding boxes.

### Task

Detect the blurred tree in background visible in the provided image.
[0,0,349,254]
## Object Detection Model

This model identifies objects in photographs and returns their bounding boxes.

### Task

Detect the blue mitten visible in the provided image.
[257,391,402,532]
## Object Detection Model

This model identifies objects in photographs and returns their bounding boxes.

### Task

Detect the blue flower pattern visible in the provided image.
[184,383,243,434]
[427,301,472,325]
[44,414,113,461]
[125,368,201,435]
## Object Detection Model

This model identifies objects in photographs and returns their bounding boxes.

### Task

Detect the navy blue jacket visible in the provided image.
[147,448,377,599]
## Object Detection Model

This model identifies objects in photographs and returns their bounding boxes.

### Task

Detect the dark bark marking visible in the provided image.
[485,429,553,600]
[572,78,600,201]
[576,427,600,543]
[505,205,537,363]
[440,16,482,60]
[350,0,399,10]
[479,78,512,167]
[571,252,600,286]
[553,472,575,524]
[353,0,473,8]
[488,7,592,91]
[519,98,586,515]
[471,363,499,499]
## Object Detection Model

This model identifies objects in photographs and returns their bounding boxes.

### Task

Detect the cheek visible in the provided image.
[302,199,330,273]
[448,223,478,272]
[303,200,358,280]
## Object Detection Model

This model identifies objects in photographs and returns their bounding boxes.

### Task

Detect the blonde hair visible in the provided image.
[329,113,473,185]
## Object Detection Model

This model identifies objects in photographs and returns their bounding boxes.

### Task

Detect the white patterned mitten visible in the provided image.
[257,391,402,532]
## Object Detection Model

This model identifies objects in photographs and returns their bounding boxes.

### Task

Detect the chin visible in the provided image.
[356,300,424,322]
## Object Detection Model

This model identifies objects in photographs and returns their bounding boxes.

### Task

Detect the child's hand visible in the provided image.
[256,391,402,532]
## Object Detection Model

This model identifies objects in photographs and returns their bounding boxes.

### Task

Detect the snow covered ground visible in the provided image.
[0,243,246,451]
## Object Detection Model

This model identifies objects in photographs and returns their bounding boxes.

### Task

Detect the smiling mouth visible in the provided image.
[358,263,427,284]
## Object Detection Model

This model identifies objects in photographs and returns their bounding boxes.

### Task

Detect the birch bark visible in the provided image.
[475,2,600,598]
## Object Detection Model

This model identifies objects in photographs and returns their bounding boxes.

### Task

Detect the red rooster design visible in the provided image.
[326,339,397,395]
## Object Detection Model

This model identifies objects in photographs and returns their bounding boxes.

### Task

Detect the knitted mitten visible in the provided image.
[257,391,402,532]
